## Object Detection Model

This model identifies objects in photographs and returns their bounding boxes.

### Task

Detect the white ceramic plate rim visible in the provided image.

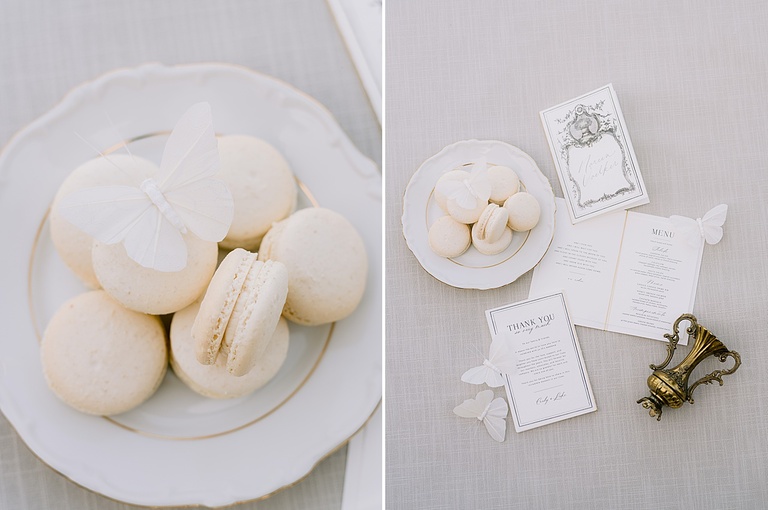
[402,139,556,289]
[0,62,382,508]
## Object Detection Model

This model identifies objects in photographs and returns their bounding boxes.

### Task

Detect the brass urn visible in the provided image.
[637,314,741,421]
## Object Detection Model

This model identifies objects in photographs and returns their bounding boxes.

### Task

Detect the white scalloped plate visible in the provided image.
[402,140,556,289]
[0,63,381,507]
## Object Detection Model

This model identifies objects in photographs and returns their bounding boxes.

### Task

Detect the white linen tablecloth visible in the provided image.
[0,1,381,509]
[386,2,768,509]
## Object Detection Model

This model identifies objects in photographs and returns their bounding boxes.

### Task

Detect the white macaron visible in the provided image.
[428,215,471,258]
[504,192,541,232]
[172,301,289,398]
[434,169,470,212]
[474,203,509,244]
[41,291,167,415]
[92,232,218,315]
[193,248,289,377]
[217,135,297,250]
[487,165,520,205]
[50,154,157,288]
[471,224,514,255]
[258,207,368,326]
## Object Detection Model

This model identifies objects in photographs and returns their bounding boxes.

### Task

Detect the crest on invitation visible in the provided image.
[540,84,649,223]
[555,100,635,209]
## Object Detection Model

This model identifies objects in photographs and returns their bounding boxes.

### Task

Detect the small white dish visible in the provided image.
[0,63,381,507]
[402,139,556,289]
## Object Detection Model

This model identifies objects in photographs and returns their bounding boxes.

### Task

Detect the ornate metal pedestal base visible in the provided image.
[637,314,741,421]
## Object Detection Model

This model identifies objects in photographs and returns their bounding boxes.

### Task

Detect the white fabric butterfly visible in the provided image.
[436,159,491,210]
[669,204,728,248]
[453,389,509,442]
[58,103,234,272]
[461,336,516,388]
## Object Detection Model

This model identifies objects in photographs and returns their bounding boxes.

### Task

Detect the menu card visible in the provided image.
[530,199,704,344]
[540,84,649,223]
[486,292,597,432]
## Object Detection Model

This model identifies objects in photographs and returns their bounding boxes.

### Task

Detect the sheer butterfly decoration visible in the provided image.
[58,102,234,272]
[435,159,492,210]
[669,204,728,248]
[453,389,509,442]
[460,336,516,388]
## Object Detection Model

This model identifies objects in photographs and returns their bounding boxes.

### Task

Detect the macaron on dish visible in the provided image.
[403,139,556,289]
[217,135,297,250]
[434,169,470,211]
[49,154,158,289]
[3,63,382,507]
[426,163,532,261]
[193,248,289,376]
[428,215,471,258]
[92,233,218,315]
[471,223,514,255]
[474,203,509,244]
[41,291,167,415]
[435,161,492,224]
[487,165,520,205]
[504,191,541,232]
[171,302,289,399]
[259,207,368,326]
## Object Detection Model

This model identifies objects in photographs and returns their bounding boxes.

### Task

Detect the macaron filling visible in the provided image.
[201,251,257,365]
[227,260,278,374]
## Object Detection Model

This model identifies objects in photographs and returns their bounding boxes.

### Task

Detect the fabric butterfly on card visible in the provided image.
[454,336,515,442]
[59,103,234,272]
[669,204,728,248]
[461,336,516,388]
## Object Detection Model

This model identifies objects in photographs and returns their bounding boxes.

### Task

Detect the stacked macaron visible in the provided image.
[428,163,541,258]
[43,134,368,415]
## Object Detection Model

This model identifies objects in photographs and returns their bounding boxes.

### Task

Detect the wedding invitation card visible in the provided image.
[540,84,649,223]
[529,199,704,344]
[486,292,596,432]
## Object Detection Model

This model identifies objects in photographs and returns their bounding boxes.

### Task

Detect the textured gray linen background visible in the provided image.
[0,1,380,509]
[386,2,768,509]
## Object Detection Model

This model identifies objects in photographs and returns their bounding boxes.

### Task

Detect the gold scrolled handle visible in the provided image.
[687,350,742,404]
[651,314,698,370]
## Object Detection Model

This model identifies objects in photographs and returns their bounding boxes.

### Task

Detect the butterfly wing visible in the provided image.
[57,185,151,244]
[460,364,505,387]
[487,336,517,375]
[453,395,485,418]
[156,102,219,189]
[468,163,492,204]
[702,204,728,226]
[59,185,188,272]
[482,397,509,442]
[669,215,703,248]
[156,102,234,243]
[701,204,727,245]
[121,207,188,272]
[164,178,234,242]
[437,179,476,210]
